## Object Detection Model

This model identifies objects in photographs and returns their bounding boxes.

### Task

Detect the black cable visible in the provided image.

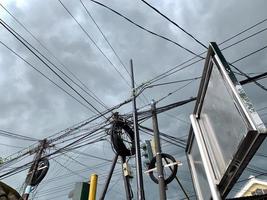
[0,3,107,110]
[232,44,267,65]
[80,0,150,105]
[219,18,267,46]
[221,27,267,52]
[52,158,87,179]
[140,0,207,49]
[139,126,186,149]
[0,129,38,141]
[229,64,267,91]
[87,0,204,58]
[71,150,113,162]
[0,142,25,149]
[0,133,106,179]
[0,40,94,112]
[150,43,267,90]
[145,76,201,88]
[0,16,109,112]
[138,80,195,112]
[0,125,107,179]
[47,97,132,143]
[80,0,130,76]
[156,80,196,103]
[0,18,107,118]
[143,19,267,86]
[229,44,267,91]
[240,71,267,85]
[58,0,131,88]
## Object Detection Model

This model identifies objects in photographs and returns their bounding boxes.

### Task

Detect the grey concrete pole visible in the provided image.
[151,100,166,200]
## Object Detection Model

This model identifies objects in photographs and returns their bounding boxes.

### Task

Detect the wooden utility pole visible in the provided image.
[22,139,47,200]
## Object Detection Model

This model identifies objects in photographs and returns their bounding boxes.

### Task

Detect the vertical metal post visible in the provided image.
[121,156,132,200]
[22,139,47,200]
[89,174,98,200]
[151,100,166,200]
[99,153,119,200]
[130,59,145,200]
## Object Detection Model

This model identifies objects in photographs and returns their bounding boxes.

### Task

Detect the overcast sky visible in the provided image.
[0,0,267,199]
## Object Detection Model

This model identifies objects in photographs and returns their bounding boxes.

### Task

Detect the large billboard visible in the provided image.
[186,42,266,199]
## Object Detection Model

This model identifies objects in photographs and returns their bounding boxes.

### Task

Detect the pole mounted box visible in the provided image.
[186,42,267,200]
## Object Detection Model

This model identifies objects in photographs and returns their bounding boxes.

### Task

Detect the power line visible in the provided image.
[231,44,267,65]
[0,129,38,141]
[0,142,25,149]
[144,76,201,88]
[141,18,267,86]
[47,96,132,143]
[79,0,150,105]
[221,27,267,52]
[0,3,109,110]
[57,0,131,88]
[52,158,87,179]
[87,0,203,58]
[79,0,130,77]
[140,0,207,49]
[229,44,267,91]
[0,40,94,112]
[240,71,267,85]
[219,18,267,46]
[0,18,107,118]
[148,42,267,90]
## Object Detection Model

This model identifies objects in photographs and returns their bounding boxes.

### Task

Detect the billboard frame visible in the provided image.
[186,42,266,199]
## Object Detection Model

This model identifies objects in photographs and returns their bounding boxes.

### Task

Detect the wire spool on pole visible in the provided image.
[148,153,178,185]
[110,120,135,157]
[31,158,49,186]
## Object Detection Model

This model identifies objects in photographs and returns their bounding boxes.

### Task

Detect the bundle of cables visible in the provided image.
[110,120,135,157]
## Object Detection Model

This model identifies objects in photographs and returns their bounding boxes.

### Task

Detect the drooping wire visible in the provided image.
[52,158,87,179]
[0,18,107,118]
[87,0,204,58]
[0,40,94,112]
[0,129,38,141]
[79,0,130,77]
[140,0,207,49]
[0,3,108,110]
[0,16,109,112]
[57,0,131,88]
[79,0,150,105]
[139,18,267,86]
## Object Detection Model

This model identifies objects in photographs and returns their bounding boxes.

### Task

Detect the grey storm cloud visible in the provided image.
[0,0,266,199]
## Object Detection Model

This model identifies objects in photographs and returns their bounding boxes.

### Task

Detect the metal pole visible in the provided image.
[99,154,119,200]
[120,156,132,200]
[22,139,47,200]
[89,174,98,200]
[130,59,145,200]
[151,100,166,200]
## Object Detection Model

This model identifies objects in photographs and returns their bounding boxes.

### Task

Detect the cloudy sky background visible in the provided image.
[0,0,266,199]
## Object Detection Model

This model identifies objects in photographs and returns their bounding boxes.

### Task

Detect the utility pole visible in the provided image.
[121,156,132,200]
[130,59,145,200]
[22,139,47,200]
[151,100,166,200]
